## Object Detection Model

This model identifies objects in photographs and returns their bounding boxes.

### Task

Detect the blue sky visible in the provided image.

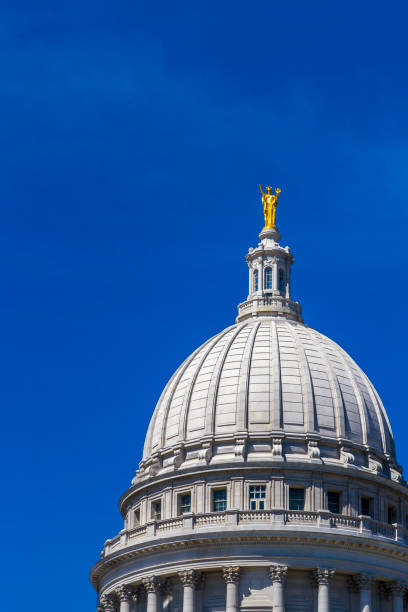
[1,1,408,609]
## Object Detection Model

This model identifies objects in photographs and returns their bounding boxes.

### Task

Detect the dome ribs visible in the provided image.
[179,327,235,444]
[236,321,261,432]
[247,321,273,430]
[269,320,283,431]
[326,339,369,447]
[205,324,247,436]
[285,322,316,434]
[305,328,346,439]
[159,332,224,451]
[214,325,253,433]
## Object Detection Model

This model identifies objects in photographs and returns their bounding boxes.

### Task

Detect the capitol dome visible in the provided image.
[91,194,408,612]
[143,318,394,468]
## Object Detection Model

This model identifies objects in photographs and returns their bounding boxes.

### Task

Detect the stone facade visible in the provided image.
[90,225,408,611]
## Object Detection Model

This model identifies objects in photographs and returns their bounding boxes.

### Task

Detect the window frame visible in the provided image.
[327,490,341,514]
[264,266,272,290]
[360,496,372,518]
[278,268,286,294]
[212,488,228,513]
[288,487,305,511]
[178,492,192,515]
[253,269,259,292]
[249,484,267,510]
[150,498,162,521]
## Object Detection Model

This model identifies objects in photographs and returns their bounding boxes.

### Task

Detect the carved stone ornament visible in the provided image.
[170,446,185,470]
[308,440,320,459]
[368,454,383,475]
[178,569,199,588]
[269,565,288,583]
[223,566,240,584]
[272,438,283,457]
[390,581,406,596]
[198,441,212,464]
[117,585,132,602]
[340,446,355,465]
[234,437,247,459]
[390,465,403,483]
[99,593,117,611]
[143,576,161,593]
[378,582,392,600]
[349,574,372,591]
[313,568,335,586]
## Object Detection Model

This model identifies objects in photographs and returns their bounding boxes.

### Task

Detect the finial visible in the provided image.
[259,184,281,231]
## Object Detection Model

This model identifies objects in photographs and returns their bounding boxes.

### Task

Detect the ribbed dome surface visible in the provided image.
[143,318,394,460]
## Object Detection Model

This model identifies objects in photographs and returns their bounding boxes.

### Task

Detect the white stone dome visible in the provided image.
[143,318,394,463]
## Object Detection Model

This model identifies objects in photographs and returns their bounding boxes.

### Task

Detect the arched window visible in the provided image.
[279,268,286,293]
[264,267,272,290]
[253,269,258,292]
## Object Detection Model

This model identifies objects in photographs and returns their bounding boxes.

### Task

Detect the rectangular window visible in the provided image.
[179,493,191,515]
[152,500,161,521]
[289,487,305,511]
[327,491,340,514]
[361,497,371,517]
[388,505,397,525]
[213,489,227,512]
[134,508,140,525]
[249,485,266,510]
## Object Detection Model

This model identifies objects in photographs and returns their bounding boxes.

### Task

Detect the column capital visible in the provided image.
[313,568,335,586]
[100,593,117,611]
[269,565,288,584]
[223,566,240,584]
[117,586,133,602]
[143,576,162,593]
[348,574,372,592]
[390,581,406,596]
[179,569,200,588]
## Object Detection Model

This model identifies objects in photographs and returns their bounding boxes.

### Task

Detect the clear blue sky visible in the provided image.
[1,1,408,609]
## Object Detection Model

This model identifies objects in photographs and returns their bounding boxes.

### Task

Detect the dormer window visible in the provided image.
[264,267,272,290]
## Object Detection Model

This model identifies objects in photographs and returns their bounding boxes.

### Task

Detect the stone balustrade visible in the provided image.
[102,509,408,557]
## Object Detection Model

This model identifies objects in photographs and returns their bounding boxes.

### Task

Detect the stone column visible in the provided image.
[100,594,117,612]
[195,573,205,612]
[354,575,372,612]
[391,582,405,612]
[314,569,334,612]
[179,570,198,612]
[269,565,288,612]
[143,577,161,612]
[118,586,133,612]
[223,567,240,612]
[131,587,144,612]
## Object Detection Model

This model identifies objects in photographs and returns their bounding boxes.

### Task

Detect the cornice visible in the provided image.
[90,528,408,589]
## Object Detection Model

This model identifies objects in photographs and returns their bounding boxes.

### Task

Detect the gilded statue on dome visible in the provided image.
[259,184,281,230]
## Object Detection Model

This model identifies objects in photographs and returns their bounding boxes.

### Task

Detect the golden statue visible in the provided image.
[259,184,281,230]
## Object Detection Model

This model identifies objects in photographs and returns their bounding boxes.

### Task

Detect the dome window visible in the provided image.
[289,487,305,511]
[213,488,227,512]
[253,269,259,292]
[361,496,372,517]
[151,500,162,521]
[327,491,340,514]
[279,268,286,293]
[264,267,272,290]
[179,493,191,515]
[249,485,266,510]
[388,505,397,525]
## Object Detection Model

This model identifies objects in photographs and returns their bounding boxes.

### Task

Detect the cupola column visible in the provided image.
[391,582,405,612]
[314,569,334,612]
[99,594,116,612]
[143,577,161,612]
[269,565,288,612]
[223,567,240,612]
[179,570,199,612]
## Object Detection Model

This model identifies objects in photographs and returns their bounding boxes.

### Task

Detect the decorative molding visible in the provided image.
[348,574,372,591]
[198,441,212,464]
[269,565,288,583]
[234,436,247,460]
[390,581,406,596]
[272,438,283,457]
[313,568,335,586]
[99,593,117,611]
[142,576,161,593]
[308,440,320,459]
[340,446,355,465]
[223,566,240,584]
[178,569,199,588]
[117,585,132,602]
